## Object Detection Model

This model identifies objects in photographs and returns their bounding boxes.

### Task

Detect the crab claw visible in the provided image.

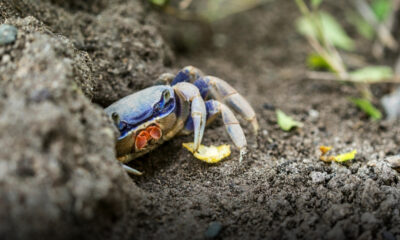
[135,131,151,150]
[146,126,162,140]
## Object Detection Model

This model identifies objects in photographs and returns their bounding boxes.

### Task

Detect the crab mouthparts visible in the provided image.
[135,125,162,150]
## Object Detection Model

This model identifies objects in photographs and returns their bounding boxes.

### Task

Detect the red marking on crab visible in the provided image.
[135,131,150,150]
[134,126,162,150]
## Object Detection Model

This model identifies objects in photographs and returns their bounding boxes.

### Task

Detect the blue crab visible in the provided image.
[105,66,258,174]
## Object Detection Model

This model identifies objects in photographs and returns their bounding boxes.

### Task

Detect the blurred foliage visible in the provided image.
[311,0,322,8]
[350,98,382,120]
[296,11,355,51]
[349,66,393,83]
[148,0,272,22]
[346,12,375,40]
[149,0,168,6]
[307,53,334,71]
[294,0,395,120]
[371,0,392,21]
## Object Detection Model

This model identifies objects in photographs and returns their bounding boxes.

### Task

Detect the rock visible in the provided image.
[308,109,319,121]
[205,221,223,238]
[309,171,328,184]
[0,24,17,45]
[385,155,400,169]
[0,16,145,240]
[381,87,400,120]
[381,231,396,240]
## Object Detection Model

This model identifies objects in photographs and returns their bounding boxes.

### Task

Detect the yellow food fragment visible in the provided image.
[319,147,357,163]
[319,146,333,155]
[182,142,231,164]
[333,150,357,162]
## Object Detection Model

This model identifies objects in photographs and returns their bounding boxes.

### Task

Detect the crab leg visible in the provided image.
[122,164,143,176]
[174,82,207,152]
[204,76,259,134]
[171,66,203,86]
[182,99,247,162]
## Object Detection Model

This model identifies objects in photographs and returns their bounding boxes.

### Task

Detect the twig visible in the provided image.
[306,71,400,84]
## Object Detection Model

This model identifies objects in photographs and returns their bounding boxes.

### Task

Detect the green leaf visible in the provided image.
[296,11,355,51]
[371,0,391,21]
[307,53,334,71]
[349,66,393,83]
[311,0,323,8]
[346,11,374,40]
[149,0,167,6]
[276,109,303,131]
[350,98,382,120]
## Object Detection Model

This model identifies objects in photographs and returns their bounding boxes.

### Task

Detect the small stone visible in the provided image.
[0,24,18,45]
[263,103,275,110]
[385,155,400,169]
[361,212,378,224]
[308,109,319,119]
[2,54,10,63]
[381,87,400,120]
[381,231,396,240]
[205,221,223,239]
[310,171,327,184]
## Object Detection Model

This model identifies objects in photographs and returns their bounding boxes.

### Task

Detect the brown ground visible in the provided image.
[1,0,400,240]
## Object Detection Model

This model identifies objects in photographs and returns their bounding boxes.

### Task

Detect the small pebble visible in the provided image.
[262,130,268,136]
[308,109,319,120]
[385,155,400,169]
[310,171,328,184]
[381,231,396,240]
[2,54,10,63]
[205,221,222,239]
[0,24,18,45]
[263,103,275,111]
[381,87,400,120]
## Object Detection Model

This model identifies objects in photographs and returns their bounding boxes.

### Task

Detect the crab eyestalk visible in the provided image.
[111,112,120,127]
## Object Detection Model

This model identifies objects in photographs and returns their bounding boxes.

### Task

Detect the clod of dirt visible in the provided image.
[84,1,174,106]
[1,0,173,104]
[0,16,145,240]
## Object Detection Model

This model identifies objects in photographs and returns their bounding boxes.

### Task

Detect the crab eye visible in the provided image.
[111,112,119,124]
[162,89,171,102]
